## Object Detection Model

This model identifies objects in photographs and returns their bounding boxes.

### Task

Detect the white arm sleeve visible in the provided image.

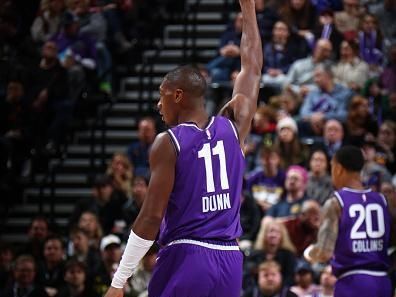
[111,230,154,288]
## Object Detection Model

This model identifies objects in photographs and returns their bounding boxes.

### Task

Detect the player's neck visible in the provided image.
[178,108,209,129]
[341,176,364,190]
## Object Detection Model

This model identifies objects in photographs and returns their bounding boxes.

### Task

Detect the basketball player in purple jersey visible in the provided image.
[304,146,396,297]
[104,0,262,296]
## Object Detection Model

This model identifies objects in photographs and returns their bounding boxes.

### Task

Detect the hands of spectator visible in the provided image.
[63,55,76,69]
[104,286,124,297]
[310,112,325,134]
[220,44,240,57]
[299,85,310,97]
[104,3,117,10]
[267,68,282,77]
[45,287,58,297]
[5,129,21,139]
[257,200,272,212]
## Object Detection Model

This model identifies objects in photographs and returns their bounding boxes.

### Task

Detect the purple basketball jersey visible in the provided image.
[331,188,391,277]
[158,116,245,245]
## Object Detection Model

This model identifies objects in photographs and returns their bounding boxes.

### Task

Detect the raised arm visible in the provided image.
[218,0,263,145]
[304,197,341,263]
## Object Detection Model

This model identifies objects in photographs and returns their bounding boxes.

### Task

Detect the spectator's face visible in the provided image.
[138,119,156,144]
[295,271,313,288]
[258,267,282,295]
[314,40,332,61]
[0,248,13,267]
[28,219,49,240]
[74,0,89,15]
[6,81,24,103]
[265,223,282,246]
[378,124,395,148]
[71,232,89,253]
[255,0,265,11]
[320,266,336,289]
[278,127,294,143]
[94,184,113,202]
[340,41,354,59]
[301,204,321,229]
[102,245,121,264]
[324,120,343,143]
[78,212,99,235]
[14,260,36,287]
[343,0,360,15]
[65,265,86,287]
[291,0,305,10]
[362,15,376,33]
[111,155,129,178]
[262,152,280,172]
[132,177,148,205]
[380,182,396,201]
[310,151,327,175]
[42,41,58,60]
[272,21,289,43]
[285,170,305,192]
[355,99,370,118]
[313,68,331,89]
[44,239,64,264]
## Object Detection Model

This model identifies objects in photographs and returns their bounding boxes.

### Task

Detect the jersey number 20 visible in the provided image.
[349,203,385,239]
[198,140,229,193]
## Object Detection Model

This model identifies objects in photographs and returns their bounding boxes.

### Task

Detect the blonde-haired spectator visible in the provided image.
[78,211,103,249]
[106,153,134,198]
[244,217,296,287]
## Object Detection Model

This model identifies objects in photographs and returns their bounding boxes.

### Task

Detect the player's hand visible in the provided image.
[103,286,124,297]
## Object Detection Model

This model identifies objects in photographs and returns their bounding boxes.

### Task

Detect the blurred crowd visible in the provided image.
[1,0,396,296]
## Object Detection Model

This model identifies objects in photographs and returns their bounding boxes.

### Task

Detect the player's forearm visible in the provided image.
[132,213,162,241]
[239,0,263,76]
[304,244,333,263]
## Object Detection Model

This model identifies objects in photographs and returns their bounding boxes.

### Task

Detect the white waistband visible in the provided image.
[339,269,388,279]
[167,239,240,251]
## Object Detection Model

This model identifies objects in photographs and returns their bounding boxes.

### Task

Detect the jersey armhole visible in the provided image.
[227,119,240,142]
[166,129,180,156]
[333,191,344,208]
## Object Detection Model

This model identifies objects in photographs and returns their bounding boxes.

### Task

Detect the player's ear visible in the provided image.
[175,89,183,103]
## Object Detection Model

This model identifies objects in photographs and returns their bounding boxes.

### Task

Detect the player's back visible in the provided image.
[331,187,391,278]
[158,116,244,245]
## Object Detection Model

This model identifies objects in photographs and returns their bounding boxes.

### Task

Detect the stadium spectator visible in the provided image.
[126,117,157,178]
[206,12,242,83]
[106,153,134,199]
[77,211,103,249]
[316,265,337,297]
[262,21,310,93]
[0,255,49,297]
[255,0,279,42]
[298,62,353,136]
[278,0,317,46]
[67,227,101,281]
[31,0,65,45]
[0,242,13,290]
[376,120,396,175]
[243,260,298,297]
[281,200,321,256]
[380,44,396,94]
[267,165,309,218]
[344,95,378,146]
[358,13,384,75]
[36,235,66,297]
[311,119,345,160]
[333,40,370,91]
[290,260,320,297]
[57,259,100,297]
[273,117,309,169]
[245,146,286,215]
[313,8,343,59]
[334,0,361,39]
[69,175,127,234]
[245,218,296,288]
[306,149,333,205]
[239,192,262,251]
[370,0,396,48]
[285,39,332,97]
[93,234,122,296]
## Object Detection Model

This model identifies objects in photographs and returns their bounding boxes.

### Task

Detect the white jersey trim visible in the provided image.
[227,119,239,141]
[167,239,240,251]
[334,191,344,207]
[338,270,388,279]
[167,129,180,153]
[342,187,372,193]
[179,116,215,131]
[379,193,388,206]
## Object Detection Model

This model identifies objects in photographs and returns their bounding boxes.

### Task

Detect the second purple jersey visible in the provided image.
[158,116,245,245]
[331,188,391,277]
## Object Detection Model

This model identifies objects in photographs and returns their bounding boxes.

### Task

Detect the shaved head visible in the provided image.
[164,65,207,98]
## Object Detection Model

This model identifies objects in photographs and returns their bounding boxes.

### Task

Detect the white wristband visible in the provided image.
[111,230,154,288]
